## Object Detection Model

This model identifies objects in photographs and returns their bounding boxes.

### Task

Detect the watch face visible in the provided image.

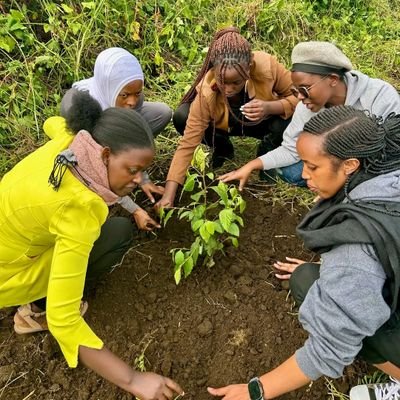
[248,377,263,400]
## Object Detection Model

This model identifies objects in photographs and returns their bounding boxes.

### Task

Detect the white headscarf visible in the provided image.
[72,47,144,110]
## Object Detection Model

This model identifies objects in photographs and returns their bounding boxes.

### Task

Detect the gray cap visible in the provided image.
[291,41,352,75]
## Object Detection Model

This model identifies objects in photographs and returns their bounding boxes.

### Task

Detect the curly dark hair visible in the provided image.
[65,91,154,153]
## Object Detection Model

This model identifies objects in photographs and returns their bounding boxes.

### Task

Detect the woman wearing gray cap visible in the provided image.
[219,41,400,189]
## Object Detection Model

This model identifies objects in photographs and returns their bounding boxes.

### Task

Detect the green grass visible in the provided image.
[1,0,399,175]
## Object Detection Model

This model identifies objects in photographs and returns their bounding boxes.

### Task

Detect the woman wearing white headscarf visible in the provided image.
[58,47,168,215]
[61,47,172,137]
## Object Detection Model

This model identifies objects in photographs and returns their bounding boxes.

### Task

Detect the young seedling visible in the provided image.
[159,147,246,284]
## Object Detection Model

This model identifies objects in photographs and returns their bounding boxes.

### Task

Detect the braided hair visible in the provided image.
[180,27,251,103]
[303,105,400,175]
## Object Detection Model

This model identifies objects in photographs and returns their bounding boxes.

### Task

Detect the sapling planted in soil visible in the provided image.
[159,147,246,284]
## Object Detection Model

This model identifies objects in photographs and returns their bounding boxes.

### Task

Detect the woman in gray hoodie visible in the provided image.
[219,41,400,189]
[208,106,400,400]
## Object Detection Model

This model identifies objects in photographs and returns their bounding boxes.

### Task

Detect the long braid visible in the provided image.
[303,105,400,175]
[180,27,251,107]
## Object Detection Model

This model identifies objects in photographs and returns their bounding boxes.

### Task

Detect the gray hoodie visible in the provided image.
[259,71,400,170]
[295,170,400,380]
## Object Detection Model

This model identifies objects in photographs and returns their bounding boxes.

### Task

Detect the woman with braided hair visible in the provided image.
[208,106,400,400]
[220,41,400,189]
[155,27,298,209]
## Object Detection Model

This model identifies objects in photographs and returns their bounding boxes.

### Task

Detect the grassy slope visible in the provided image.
[0,0,399,175]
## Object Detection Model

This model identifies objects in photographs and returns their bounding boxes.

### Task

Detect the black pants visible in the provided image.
[34,217,134,310]
[290,263,400,366]
[173,102,291,157]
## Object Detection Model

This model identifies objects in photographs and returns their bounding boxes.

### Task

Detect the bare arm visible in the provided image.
[154,180,179,211]
[207,354,310,399]
[218,158,264,191]
[79,345,183,399]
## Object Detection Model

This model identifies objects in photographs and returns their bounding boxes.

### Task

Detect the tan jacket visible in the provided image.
[167,51,298,184]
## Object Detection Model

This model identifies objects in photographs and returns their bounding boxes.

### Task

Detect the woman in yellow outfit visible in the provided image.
[0,92,183,399]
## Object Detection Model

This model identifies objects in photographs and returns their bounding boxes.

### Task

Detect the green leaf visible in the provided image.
[199,224,210,241]
[174,250,185,267]
[227,222,240,237]
[211,181,228,205]
[61,3,74,13]
[191,240,200,264]
[219,209,234,231]
[0,36,15,52]
[205,220,215,235]
[191,147,209,172]
[239,197,247,214]
[229,186,238,198]
[178,210,191,220]
[193,205,205,219]
[163,209,174,226]
[206,172,215,180]
[234,215,244,227]
[183,173,196,192]
[190,192,202,202]
[174,267,182,284]
[213,221,224,233]
[192,219,204,231]
[231,237,239,247]
[183,256,194,277]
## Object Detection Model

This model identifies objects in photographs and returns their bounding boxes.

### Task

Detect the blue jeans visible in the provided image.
[262,161,306,187]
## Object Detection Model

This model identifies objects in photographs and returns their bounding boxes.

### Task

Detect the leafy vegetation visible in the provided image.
[1,0,399,175]
[159,148,246,284]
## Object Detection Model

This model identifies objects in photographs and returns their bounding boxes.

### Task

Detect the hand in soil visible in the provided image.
[133,208,161,231]
[131,371,184,400]
[141,182,165,204]
[218,158,263,191]
[273,257,307,280]
[207,383,248,399]
[218,165,252,191]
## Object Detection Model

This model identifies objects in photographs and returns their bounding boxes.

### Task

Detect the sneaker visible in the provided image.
[349,377,400,400]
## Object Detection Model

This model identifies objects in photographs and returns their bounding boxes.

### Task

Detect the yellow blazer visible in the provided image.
[0,117,108,367]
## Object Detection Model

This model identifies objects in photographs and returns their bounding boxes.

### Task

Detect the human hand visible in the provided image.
[130,371,184,400]
[207,383,247,400]
[141,182,165,204]
[273,257,307,280]
[154,181,178,212]
[132,208,161,231]
[218,164,254,191]
[154,193,175,213]
[241,99,270,121]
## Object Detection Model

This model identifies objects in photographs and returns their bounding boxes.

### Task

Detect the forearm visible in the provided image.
[246,157,264,172]
[260,354,310,399]
[265,100,285,116]
[164,180,179,200]
[79,345,138,393]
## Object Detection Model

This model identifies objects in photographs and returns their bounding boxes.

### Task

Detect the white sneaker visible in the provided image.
[350,377,400,400]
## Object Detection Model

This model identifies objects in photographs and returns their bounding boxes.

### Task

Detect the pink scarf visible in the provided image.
[69,131,119,205]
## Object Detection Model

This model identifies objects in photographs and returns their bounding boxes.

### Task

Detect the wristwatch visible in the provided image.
[248,377,264,400]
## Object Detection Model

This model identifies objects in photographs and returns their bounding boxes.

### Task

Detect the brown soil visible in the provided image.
[0,190,360,399]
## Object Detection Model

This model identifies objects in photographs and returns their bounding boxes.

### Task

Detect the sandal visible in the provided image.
[14,301,89,335]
